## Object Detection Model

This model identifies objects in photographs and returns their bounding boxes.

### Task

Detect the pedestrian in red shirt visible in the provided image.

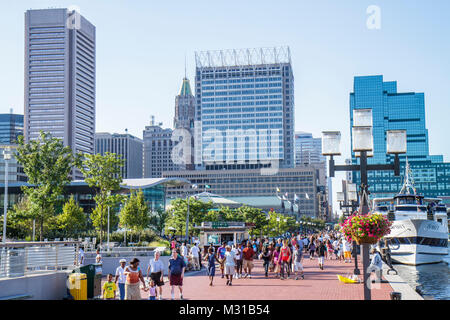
[242,242,255,279]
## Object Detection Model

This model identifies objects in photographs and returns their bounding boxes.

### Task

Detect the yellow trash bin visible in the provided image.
[69,273,88,300]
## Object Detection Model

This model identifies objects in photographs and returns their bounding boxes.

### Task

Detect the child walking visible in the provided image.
[148,279,158,300]
[204,247,219,286]
[102,274,117,300]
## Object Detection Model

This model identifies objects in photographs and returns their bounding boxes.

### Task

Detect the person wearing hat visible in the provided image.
[115,259,127,300]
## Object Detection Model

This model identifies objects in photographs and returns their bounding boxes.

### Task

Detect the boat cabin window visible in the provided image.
[396,197,419,205]
[375,205,388,212]
[396,206,422,212]
[437,218,442,224]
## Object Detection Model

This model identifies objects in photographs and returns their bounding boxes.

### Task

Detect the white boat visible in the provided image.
[372,161,449,265]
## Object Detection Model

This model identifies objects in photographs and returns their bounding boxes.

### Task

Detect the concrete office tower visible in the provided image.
[0,112,27,182]
[143,118,180,178]
[194,47,295,170]
[95,132,143,179]
[350,75,450,200]
[174,77,195,170]
[24,8,96,179]
[294,132,325,166]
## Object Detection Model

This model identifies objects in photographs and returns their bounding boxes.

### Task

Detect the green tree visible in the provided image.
[238,206,266,237]
[80,152,124,244]
[1,196,34,240]
[56,195,86,236]
[165,198,214,236]
[15,131,81,241]
[149,208,168,236]
[119,189,150,242]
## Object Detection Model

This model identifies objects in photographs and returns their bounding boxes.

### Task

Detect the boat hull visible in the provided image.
[384,219,448,265]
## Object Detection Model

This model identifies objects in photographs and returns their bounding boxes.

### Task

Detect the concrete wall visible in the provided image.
[0,271,70,300]
[84,256,171,276]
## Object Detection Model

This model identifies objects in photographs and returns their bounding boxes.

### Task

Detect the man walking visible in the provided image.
[168,249,186,300]
[292,243,304,280]
[115,259,127,300]
[242,241,255,279]
[147,250,165,300]
[190,243,200,271]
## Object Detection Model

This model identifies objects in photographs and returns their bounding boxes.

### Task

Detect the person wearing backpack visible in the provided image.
[316,241,327,270]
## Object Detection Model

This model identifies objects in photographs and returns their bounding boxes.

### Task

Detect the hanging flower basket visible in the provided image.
[339,213,392,245]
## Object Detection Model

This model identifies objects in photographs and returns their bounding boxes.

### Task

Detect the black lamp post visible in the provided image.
[337,187,360,275]
[322,109,407,301]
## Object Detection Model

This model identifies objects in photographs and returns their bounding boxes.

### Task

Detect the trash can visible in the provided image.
[73,264,97,299]
[69,273,87,300]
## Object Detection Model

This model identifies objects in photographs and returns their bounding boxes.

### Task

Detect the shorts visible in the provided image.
[150,272,164,287]
[169,273,183,286]
[125,282,141,300]
[207,266,215,277]
[318,257,324,265]
[334,250,338,255]
[148,296,156,300]
[293,261,303,272]
[243,259,253,270]
[344,251,352,259]
[225,265,235,275]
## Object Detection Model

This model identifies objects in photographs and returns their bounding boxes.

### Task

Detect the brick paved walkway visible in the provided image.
[105,254,393,300]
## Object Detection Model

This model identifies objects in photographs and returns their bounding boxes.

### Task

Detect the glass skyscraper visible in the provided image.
[24,8,96,179]
[350,75,449,202]
[0,113,24,144]
[194,47,294,169]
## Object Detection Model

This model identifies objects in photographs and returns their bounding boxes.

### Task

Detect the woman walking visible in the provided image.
[204,247,219,286]
[272,246,281,278]
[308,238,316,260]
[279,240,291,280]
[124,258,147,300]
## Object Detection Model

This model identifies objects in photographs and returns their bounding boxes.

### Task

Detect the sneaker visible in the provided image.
[221,274,224,278]
[295,276,298,280]
[301,275,305,280]
[244,273,248,278]
[180,295,183,300]
[226,280,230,285]
[159,296,162,300]
[229,282,232,286]
[249,275,252,279]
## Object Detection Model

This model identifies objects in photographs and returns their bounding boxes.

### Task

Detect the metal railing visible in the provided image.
[0,241,80,278]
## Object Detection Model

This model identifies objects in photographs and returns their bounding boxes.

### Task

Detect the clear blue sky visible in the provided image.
[1,0,449,213]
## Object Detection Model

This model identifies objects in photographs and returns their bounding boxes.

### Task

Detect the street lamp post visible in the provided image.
[2,147,12,243]
[322,109,406,300]
[107,191,111,252]
[337,184,360,275]
[185,184,198,243]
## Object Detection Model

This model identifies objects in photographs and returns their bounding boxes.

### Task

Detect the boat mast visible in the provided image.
[399,158,417,196]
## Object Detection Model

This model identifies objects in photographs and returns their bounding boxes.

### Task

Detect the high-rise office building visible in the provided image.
[95,132,143,179]
[194,47,294,169]
[0,112,27,182]
[294,132,325,166]
[24,8,96,178]
[0,112,24,144]
[174,77,195,130]
[174,77,195,169]
[143,119,179,178]
[350,75,450,202]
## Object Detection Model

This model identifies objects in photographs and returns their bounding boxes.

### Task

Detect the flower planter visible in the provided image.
[353,236,379,245]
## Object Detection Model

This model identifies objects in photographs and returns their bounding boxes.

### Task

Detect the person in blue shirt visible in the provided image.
[216,242,227,279]
[168,249,186,300]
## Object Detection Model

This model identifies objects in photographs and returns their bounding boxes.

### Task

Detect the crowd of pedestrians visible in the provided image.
[102,230,378,300]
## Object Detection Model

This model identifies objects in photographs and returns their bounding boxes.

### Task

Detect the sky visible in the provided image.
[1,0,449,214]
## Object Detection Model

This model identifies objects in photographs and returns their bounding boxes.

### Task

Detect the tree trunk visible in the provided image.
[40,216,44,242]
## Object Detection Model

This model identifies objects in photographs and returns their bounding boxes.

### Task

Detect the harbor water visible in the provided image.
[393,245,450,300]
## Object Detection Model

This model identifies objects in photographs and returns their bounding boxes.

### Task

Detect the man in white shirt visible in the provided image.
[190,244,200,271]
[115,259,127,300]
[78,248,85,266]
[224,245,236,286]
[180,242,188,257]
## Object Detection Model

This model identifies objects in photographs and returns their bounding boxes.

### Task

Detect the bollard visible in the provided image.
[390,291,401,300]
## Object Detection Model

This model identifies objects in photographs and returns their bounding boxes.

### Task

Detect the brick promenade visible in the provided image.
[106,254,393,300]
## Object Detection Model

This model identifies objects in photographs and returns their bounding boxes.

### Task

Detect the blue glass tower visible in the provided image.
[350,75,449,203]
